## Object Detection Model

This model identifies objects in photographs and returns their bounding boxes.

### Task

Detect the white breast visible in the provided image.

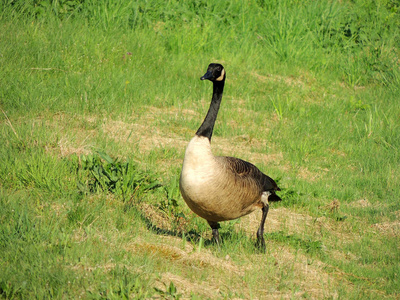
[180,136,216,190]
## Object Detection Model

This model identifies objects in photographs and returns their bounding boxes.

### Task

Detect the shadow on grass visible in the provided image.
[136,206,267,253]
[125,201,206,244]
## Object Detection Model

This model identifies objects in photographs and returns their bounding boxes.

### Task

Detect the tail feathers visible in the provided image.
[268,193,282,202]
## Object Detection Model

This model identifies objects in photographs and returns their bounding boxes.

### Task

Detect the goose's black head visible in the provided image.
[201,63,225,82]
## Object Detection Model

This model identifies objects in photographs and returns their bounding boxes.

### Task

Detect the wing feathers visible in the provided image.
[218,156,280,194]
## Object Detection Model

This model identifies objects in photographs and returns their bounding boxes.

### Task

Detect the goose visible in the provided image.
[179,63,282,249]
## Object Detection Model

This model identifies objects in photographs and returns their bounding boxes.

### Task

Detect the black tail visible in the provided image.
[269,193,282,202]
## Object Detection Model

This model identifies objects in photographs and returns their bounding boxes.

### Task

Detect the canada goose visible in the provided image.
[179,63,281,249]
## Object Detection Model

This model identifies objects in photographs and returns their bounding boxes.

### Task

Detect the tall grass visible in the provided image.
[2,1,399,116]
[1,0,399,298]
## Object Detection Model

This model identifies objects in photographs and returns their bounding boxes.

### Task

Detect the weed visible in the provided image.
[0,279,22,299]
[77,151,161,201]
[155,281,182,300]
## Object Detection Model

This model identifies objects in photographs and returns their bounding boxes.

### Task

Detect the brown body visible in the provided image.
[180,136,275,222]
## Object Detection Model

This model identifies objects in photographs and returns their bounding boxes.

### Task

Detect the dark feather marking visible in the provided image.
[221,156,281,194]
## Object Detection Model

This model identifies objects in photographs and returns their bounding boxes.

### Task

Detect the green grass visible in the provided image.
[1,0,400,298]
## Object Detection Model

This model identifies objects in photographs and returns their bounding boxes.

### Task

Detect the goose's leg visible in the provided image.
[207,221,221,245]
[256,204,269,251]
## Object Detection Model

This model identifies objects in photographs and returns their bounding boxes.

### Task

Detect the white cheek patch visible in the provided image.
[216,69,225,81]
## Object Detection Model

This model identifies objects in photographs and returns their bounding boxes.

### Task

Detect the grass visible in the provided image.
[1,0,399,298]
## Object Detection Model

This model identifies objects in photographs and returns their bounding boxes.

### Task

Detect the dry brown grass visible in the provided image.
[57,136,92,157]
[371,221,400,237]
[349,198,372,208]
[40,104,285,176]
[212,135,283,165]
[139,202,175,232]
[250,71,307,89]
[237,206,355,242]
[124,234,349,299]
[131,197,368,298]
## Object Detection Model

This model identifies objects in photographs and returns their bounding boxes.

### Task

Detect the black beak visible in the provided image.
[200,70,213,80]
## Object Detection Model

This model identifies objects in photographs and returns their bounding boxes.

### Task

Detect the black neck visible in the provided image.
[196,80,225,141]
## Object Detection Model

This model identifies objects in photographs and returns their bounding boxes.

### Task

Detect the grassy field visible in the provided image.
[1,0,399,298]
